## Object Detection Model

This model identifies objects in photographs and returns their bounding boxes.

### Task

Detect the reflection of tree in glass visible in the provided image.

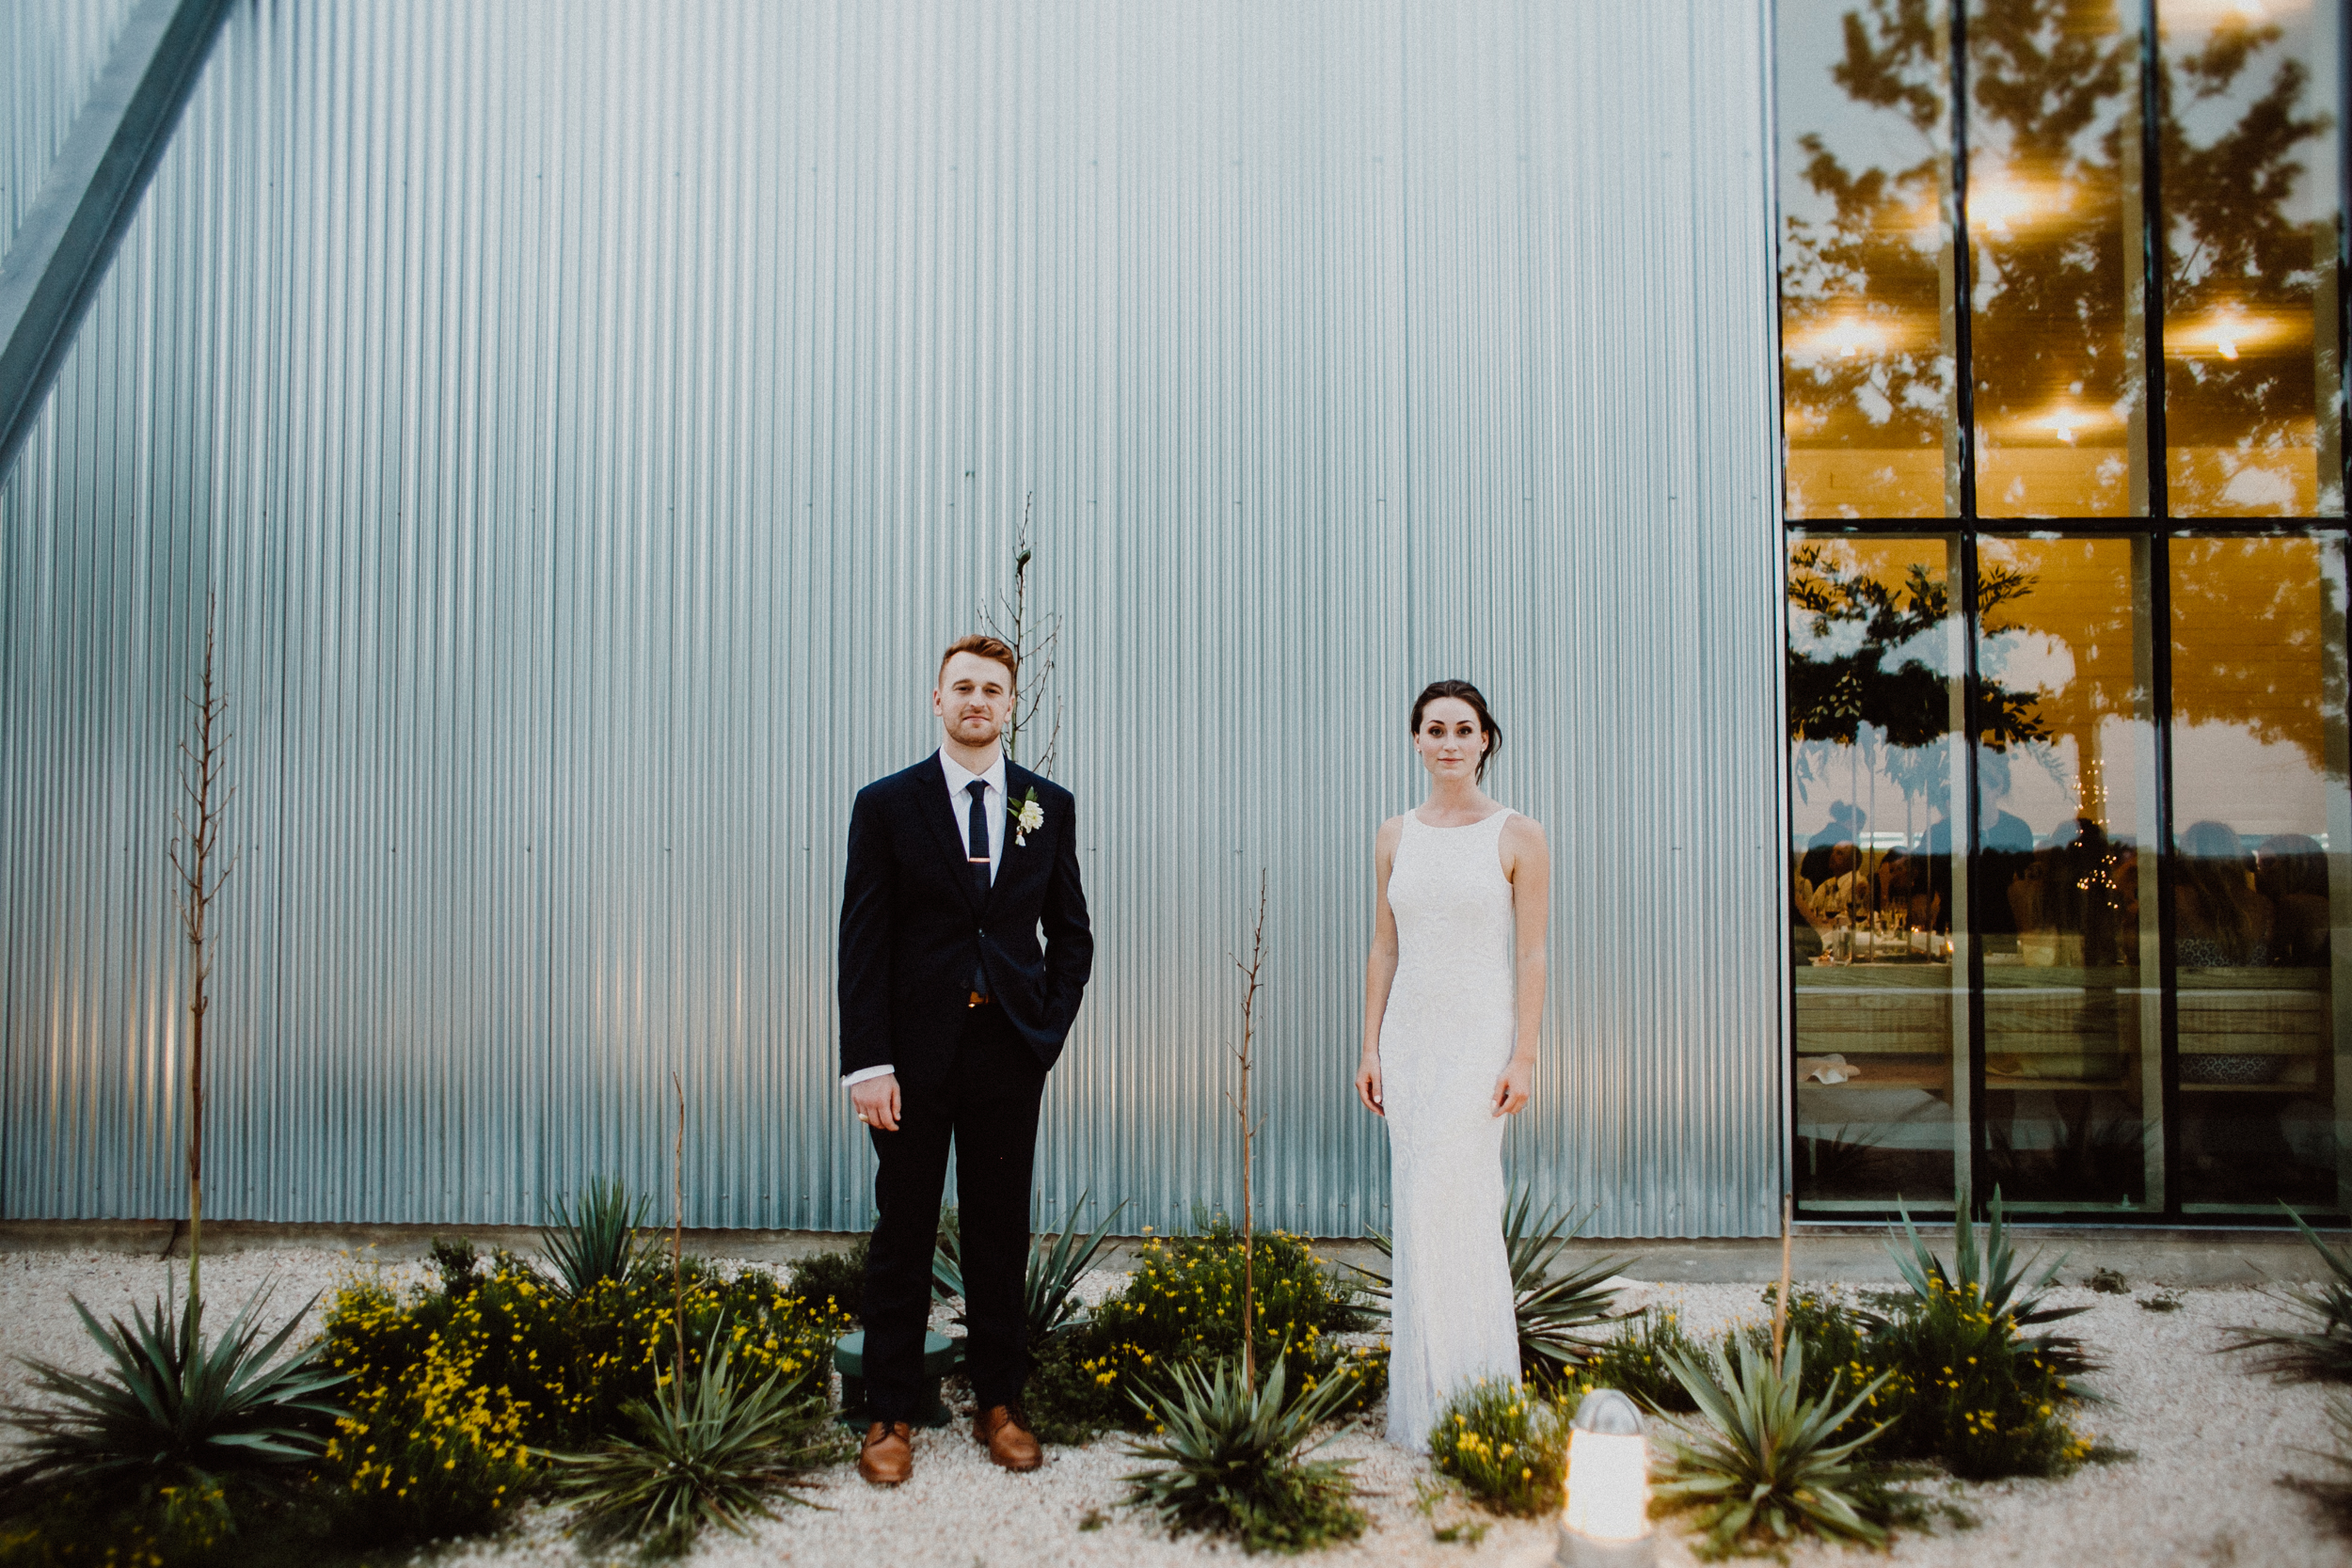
[2168,539,2347,781]
[2156,12,2334,470]
[1788,543,2047,778]
[1780,0,1951,458]
[1964,0,2138,451]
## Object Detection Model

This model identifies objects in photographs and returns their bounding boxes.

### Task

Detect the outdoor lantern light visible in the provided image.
[1555,1387,1653,1567]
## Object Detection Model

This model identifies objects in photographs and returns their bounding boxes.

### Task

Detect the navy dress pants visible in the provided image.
[860,1004,1046,1420]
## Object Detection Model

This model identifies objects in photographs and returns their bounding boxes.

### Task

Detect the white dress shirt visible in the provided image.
[844,750,1008,1090]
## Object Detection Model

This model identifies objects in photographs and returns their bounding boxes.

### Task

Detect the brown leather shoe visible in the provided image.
[858,1420,914,1485]
[974,1403,1043,1471]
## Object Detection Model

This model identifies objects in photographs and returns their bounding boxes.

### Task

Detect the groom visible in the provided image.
[838,634,1094,1485]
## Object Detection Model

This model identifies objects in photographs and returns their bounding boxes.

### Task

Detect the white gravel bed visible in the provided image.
[1,1250,2347,1565]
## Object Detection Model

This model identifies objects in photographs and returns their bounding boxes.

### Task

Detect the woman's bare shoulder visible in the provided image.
[1375,814,1407,850]
[1501,813,1548,848]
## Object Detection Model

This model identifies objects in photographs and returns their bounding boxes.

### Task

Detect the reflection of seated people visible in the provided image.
[2010,817,2134,968]
[1920,750,2035,932]
[1793,839,1862,945]
[1874,847,1939,932]
[1800,801,1867,889]
[2175,819,2275,968]
[2254,832,2328,967]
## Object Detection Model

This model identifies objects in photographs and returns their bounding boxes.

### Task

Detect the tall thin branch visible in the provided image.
[1224,873,1269,1386]
[979,491,1065,776]
[672,1070,688,1379]
[168,595,235,1304]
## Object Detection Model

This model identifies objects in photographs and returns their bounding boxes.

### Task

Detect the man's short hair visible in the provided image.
[938,633,1018,686]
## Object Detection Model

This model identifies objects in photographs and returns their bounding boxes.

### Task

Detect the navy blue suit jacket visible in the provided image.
[837,753,1093,1083]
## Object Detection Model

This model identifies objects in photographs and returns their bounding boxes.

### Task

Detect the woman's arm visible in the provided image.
[1356,818,1405,1116]
[1493,816,1551,1116]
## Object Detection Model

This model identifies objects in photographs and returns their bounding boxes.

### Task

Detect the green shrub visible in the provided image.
[0,1283,344,1566]
[1120,1351,1366,1553]
[1862,1272,2090,1480]
[785,1238,869,1324]
[1655,1336,1902,1560]
[0,1477,247,1567]
[550,1335,845,1559]
[2224,1205,2352,1382]
[1426,1379,1570,1518]
[313,1250,851,1546]
[1573,1307,1704,1414]
[543,1177,656,1298]
[1035,1221,1385,1436]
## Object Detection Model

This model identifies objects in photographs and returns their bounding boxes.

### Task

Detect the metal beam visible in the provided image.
[0,0,234,483]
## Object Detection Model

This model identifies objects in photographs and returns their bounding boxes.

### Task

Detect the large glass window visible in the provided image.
[1779,0,2351,1223]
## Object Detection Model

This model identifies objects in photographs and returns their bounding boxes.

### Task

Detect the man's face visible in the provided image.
[933,652,1014,749]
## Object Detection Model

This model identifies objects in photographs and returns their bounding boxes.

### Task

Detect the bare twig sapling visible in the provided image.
[1223,872,1270,1386]
[168,596,236,1303]
[979,491,1064,775]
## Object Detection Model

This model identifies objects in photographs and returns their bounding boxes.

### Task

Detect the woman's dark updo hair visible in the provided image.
[1409,680,1502,782]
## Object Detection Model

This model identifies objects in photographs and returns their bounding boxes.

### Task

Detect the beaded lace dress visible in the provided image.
[1378,806,1522,1450]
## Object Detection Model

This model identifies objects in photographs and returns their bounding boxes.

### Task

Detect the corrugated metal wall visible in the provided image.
[1,0,144,257]
[0,0,1785,1237]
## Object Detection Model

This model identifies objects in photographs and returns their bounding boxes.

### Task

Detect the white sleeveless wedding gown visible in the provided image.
[1379,806,1522,1451]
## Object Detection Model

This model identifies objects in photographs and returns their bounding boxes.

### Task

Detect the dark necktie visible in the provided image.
[965,779,991,894]
[966,779,990,995]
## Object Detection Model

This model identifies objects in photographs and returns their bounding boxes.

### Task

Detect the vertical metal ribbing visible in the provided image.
[2,0,1788,1239]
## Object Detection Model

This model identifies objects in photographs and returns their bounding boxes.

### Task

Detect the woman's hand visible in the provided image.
[1355,1054,1385,1117]
[1491,1055,1533,1117]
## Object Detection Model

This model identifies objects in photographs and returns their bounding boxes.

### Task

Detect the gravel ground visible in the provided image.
[1,1248,2346,1566]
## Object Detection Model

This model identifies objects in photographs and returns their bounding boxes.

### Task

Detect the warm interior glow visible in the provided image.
[1990,400,2126,446]
[1785,310,1931,363]
[2161,0,2304,27]
[1966,172,2075,239]
[2164,305,2309,361]
[1562,1430,1650,1543]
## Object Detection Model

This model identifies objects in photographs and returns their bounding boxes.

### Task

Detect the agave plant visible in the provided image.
[549,1333,834,1556]
[2222,1203,2352,1381]
[1358,1189,1633,1379]
[1120,1348,1366,1552]
[1882,1187,2091,1376]
[1655,1336,1897,1557]
[934,1195,1126,1341]
[0,1282,344,1510]
[543,1176,652,1298]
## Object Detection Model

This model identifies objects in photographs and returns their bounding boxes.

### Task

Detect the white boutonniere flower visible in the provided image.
[1012,788,1045,847]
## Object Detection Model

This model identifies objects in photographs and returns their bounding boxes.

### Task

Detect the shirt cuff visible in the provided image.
[842,1065,895,1088]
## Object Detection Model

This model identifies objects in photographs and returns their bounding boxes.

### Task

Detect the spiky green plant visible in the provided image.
[1655,1336,1899,1559]
[2223,1204,2352,1382]
[1882,1188,2091,1376]
[1120,1349,1366,1553]
[934,1195,1127,1341]
[1359,1190,1633,1382]
[548,1334,838,1559]
[543,1176,652,1298]
[0,1282,344,1511]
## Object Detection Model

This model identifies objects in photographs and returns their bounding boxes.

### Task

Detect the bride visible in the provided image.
[1355,679,1550,1450]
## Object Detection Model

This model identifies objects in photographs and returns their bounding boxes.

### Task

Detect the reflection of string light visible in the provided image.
[2167,304,2304,360]
[1787,311,1931,362]
[1995,401,2124,445]
[1968,173,2073,238]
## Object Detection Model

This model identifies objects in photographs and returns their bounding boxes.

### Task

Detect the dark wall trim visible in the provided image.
[0,0,234,484]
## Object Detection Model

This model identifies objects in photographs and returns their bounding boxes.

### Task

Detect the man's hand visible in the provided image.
[850,1072,902,1133]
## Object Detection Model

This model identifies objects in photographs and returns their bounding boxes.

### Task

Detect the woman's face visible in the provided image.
[1414,697,1488,783]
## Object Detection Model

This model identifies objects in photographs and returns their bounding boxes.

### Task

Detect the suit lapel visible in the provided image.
[983,763,1042,914]
[917,752,981,912]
